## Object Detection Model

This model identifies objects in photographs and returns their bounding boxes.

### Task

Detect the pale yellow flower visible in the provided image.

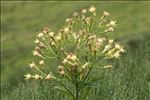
[24,74,32,80]
[33,74,41,80]
[103,11,110,16]
[45,74,53,80]
[64,27,69,33]
[82,9,87,14]
[49,32,54,37]
[34,39,40,44]
[113,52,120,58]
[115,44,121,49]
[37,32,44,38]
[55,35,61,41]
[109,39,114,44]
[62,59,68,64]
[89,5,96,13]
[29,62,36,68]
[39,60,44,66]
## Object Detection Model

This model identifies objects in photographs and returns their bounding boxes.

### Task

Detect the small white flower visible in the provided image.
[62,59,68,64]
[89,5,96,13]
[71,55,77,61]
[102,45,111,53]
[37,33,44,38]
[39,60,44,66]
[24,74,32,80]
[109,20,116,26]
[97,38,103,43]
[115,44,121,49]
[34,39,40,44]
[55,35,61,41]
[29,62,36,68]
[109,39,114,44]
[66,54,72,60]
[33,50,39,56]
[113,52,120,58]
[73,12,78,16]
[120,48,125,53]
[49,32,54,37]
[33,74,41,80]
[103,11,110,16]
[82,9,87,14]
[45,74,54,80]
[64,27,69,33]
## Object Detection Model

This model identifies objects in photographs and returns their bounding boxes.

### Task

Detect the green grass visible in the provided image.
[1,1,150,100]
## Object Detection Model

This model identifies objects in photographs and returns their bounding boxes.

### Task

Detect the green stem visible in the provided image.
[55,80,75,100]
[75,81,79,100]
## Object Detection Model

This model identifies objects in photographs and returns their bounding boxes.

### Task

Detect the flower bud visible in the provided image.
[73,12,78,17]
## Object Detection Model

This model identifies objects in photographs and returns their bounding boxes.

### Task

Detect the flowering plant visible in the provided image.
[25,5,125,100]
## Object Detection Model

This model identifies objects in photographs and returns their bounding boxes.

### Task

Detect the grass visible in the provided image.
[1,1,150,100]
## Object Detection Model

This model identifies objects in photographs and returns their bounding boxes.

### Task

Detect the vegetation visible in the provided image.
[1,1,150,100]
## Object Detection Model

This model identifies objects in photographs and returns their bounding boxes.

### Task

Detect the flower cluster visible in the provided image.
[25,5,125,100]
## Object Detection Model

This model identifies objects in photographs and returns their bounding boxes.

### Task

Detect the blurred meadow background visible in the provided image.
[1,1,150,100]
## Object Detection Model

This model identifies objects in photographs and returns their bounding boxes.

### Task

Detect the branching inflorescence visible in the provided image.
[25,5,125,100]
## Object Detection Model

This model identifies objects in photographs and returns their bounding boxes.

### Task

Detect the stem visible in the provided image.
[75,80,79,100]
[55,80,75,100]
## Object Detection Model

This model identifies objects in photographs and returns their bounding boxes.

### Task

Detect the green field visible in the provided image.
[1,1,150,100]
